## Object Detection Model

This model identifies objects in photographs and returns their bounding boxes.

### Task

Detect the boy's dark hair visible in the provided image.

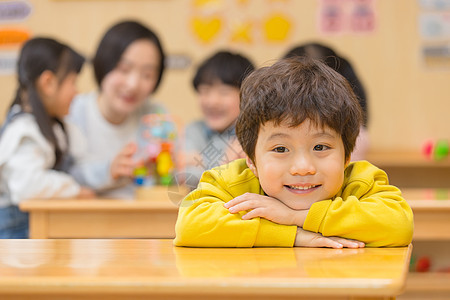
[193,51,254,90]
[236,57,363,162]
[93,20,165,92]
[12,37,85,170]
[284,42,368,126]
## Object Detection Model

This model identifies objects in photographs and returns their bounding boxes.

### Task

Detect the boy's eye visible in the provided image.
[313,144,329,151]
[273,146,288,153]
[142,72,155,80]
[197,86,210,95]
[218,86,237,96]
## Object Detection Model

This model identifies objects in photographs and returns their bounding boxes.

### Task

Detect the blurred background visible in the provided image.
[0,0,449,153]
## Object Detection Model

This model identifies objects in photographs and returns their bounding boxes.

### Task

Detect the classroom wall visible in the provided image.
[0,0,449,153]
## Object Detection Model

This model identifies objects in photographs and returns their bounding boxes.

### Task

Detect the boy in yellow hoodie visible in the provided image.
[174,57,413,248]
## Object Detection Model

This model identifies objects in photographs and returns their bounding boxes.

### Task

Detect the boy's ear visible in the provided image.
[36,70,57,97]
[246,156,258,177]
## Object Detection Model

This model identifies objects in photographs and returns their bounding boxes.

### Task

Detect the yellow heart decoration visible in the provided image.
[191,16,222,43]
[264,13,291,42]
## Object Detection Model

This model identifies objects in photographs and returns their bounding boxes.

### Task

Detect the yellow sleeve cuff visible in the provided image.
[303,200,332,233]
[254,218,297,247]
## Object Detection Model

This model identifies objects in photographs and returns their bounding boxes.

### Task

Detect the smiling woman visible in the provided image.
[66,20,167,198]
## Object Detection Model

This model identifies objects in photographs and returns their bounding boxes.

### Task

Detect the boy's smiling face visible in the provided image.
[246,119,349,210]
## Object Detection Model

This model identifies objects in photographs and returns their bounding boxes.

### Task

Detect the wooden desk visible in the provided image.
[367,151,450,188]
[19,186,186,239]
[401,188,450,241]
[0,239,411,300]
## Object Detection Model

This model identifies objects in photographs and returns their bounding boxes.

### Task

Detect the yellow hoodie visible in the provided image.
[174,159,413,247]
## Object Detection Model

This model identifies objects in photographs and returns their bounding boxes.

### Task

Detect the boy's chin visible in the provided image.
[279,198,318,210]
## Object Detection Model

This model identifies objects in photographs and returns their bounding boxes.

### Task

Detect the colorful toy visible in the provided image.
[415,256,431,272]
[409,255,431,272]
[422,139,449,161]
[410,254,450,273]
[134,113,178,186]
[156,142,174,185]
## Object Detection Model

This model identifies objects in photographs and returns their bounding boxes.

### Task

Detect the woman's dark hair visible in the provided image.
[284,42,368,126]
[12,37,85,169]
[193,51,254,90]
[93,20,165,92]
[236,57,363,162]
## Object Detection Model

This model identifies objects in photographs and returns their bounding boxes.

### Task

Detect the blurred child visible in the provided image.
[0,37,94,238]
[183,51,254,189]
[175,57,413,248]
[284,43,369,161]
[67,20,166,198]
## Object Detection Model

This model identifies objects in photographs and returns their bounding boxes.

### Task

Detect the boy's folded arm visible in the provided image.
[254,218,297,247]
[304,174,414,247]
[174,169,296,247]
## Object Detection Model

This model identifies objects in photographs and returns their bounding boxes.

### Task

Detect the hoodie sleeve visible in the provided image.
[174,160,297,247]
[303,161,414,247]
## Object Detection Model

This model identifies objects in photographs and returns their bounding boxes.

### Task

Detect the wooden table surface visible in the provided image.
[0,239,411,300]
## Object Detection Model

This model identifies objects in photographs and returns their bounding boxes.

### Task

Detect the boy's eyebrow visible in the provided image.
[311,131,338,139]
[265,130,338,142]
[266,132,291,141]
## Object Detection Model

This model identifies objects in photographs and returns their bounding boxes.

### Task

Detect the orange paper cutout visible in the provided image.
[0,29,30,47]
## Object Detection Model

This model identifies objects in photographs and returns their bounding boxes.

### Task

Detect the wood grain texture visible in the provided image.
[0,239,411,300]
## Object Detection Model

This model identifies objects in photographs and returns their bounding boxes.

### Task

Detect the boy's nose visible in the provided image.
[207,91,222,105]
[289,155,316,176]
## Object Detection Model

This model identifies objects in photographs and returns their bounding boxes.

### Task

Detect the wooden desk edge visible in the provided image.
[397,244,413,296]
[19,199,180,211]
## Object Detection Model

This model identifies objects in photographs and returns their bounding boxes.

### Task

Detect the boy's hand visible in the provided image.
[224,192,307,226]
[295,227,365,249]
[110,142,138,180]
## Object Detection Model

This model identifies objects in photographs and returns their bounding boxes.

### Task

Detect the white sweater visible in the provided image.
[0,113,80,207]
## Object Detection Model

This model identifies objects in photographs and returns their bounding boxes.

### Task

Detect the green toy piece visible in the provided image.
[434,139,449,161]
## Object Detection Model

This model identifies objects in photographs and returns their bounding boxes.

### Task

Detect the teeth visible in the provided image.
[288,185,317,190]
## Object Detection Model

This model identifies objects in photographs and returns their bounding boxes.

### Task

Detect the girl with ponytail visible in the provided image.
[0,37,94,238]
